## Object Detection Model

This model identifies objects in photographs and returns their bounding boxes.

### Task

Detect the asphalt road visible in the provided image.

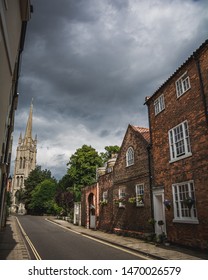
[17,216,144,260]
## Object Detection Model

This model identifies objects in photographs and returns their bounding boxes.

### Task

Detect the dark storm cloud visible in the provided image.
[13,0,208,179]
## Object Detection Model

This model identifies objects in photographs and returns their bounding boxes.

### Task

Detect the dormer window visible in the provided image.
[126,147,134,166]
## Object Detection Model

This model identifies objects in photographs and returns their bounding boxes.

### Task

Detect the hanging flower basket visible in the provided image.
[183,197,195,209]
[128,197,136,204]
[163,199,171,210]
[100,200,108,206]
[136,195,144,206]
[114,197,126,206]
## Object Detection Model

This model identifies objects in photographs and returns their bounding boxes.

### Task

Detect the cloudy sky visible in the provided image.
[12,0,208,179]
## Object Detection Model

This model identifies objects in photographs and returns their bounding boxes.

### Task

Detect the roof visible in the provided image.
[145,39,208,104]
[130,125,150,143]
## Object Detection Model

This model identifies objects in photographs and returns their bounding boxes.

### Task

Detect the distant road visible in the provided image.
[17,215,145,260]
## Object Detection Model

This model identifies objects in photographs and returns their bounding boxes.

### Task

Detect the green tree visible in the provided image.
[57,174,73,191]
[67,145,103,201]
[100,145,120,164]
[24,166,56,213]
[28,179,58,215]
[55,174,74,215]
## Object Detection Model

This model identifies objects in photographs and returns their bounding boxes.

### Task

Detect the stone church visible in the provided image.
[11,102,37,214]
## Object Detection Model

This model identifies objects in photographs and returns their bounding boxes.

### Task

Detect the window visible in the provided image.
[126,147,134,166]
[176,72,191,98]
[102,191,108,203]
[17,176,19,187]
[135,184,144,207]
[19,157,22,169]
[23,157,26,169]
[172,181,198,223]
[154,94,165,115]
[168,121,192,162]
[119,188,126,208]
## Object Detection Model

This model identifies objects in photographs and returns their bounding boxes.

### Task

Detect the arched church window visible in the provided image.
[19,157,22,169]
[23,157,26,169]
[20,176,24,187]
[126,147,134,167]
[17,176,19,187]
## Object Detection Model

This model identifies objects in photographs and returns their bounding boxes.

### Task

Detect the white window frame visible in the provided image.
[119,187,126,208]
[175,71,191,98]
[126,147,134,167]
[168,120,192,162]
[172,181,198,224]
[154,94,165,115]
[135,184,144,207]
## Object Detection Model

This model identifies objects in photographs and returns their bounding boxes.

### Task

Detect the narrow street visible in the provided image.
[17,216,145,260]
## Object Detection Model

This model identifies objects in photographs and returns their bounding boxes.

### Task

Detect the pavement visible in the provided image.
[0,215,208,260]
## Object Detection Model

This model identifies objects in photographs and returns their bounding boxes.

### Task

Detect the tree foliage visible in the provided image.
[23,166,56,213]
[28,179,59,215]
[55,191,74,216]
[100,145,120,164]
[67,145,103,201]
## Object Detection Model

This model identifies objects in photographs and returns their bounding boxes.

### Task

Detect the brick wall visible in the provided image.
[112,125,152,234]
[98,172,114,232]
[147,42,208,249]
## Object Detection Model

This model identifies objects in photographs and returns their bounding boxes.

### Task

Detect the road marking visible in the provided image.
[45,218,151,260]
[15,217,42,260]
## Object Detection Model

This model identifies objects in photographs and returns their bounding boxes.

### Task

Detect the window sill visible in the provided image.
[173,218,199,224]
[136,204,144,207]
[169,153,192,163]
[126,163,134,168]
[155,108,165,116]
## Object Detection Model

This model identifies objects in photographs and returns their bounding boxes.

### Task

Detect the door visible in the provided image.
[88,193,96,229]
[153,188,166,235]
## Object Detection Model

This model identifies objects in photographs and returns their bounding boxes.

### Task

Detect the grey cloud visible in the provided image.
[13,0,208,179]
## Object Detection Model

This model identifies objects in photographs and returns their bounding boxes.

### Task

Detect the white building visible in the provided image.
[0,0,31,226]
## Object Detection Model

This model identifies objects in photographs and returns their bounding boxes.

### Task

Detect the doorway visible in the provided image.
[88,193,96,229]
[153,188,166,235]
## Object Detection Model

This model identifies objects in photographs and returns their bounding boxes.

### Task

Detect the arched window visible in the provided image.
[17,176,20,187]
[20,176,24,187]
[19,157,22,169]
[23,157,26,169]
[126,147,134,166]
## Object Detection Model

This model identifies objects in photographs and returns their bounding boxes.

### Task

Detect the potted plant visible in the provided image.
[183,197,195,209]
[148,218,156,226]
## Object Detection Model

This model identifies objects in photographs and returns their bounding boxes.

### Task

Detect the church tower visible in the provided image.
[11,101,37,214]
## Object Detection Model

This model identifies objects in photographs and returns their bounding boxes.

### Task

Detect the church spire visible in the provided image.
[24,99,33,143]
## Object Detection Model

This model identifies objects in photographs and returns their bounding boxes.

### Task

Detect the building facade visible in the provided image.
[11,102,37,214]
[111,125,152,235]
[145,40,208,249]
[0,0,31,227]
[82,125,153,236]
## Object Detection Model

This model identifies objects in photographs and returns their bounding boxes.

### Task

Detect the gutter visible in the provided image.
[194,53,208,127]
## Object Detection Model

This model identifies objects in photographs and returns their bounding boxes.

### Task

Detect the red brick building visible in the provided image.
[145,40,208,249]
[98,170,114,232]
[82,125,152,236]
[81,183,99,229]
[111,125,152,235]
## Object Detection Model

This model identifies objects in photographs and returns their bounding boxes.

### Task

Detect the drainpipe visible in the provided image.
[194,53,208,127]
[147,144,154,222]
[145,98,155,231]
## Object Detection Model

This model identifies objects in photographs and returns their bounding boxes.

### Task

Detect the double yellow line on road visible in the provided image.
[15,217,41,260]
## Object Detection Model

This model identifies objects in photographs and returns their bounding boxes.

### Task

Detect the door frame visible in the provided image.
[152,187,166,236]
